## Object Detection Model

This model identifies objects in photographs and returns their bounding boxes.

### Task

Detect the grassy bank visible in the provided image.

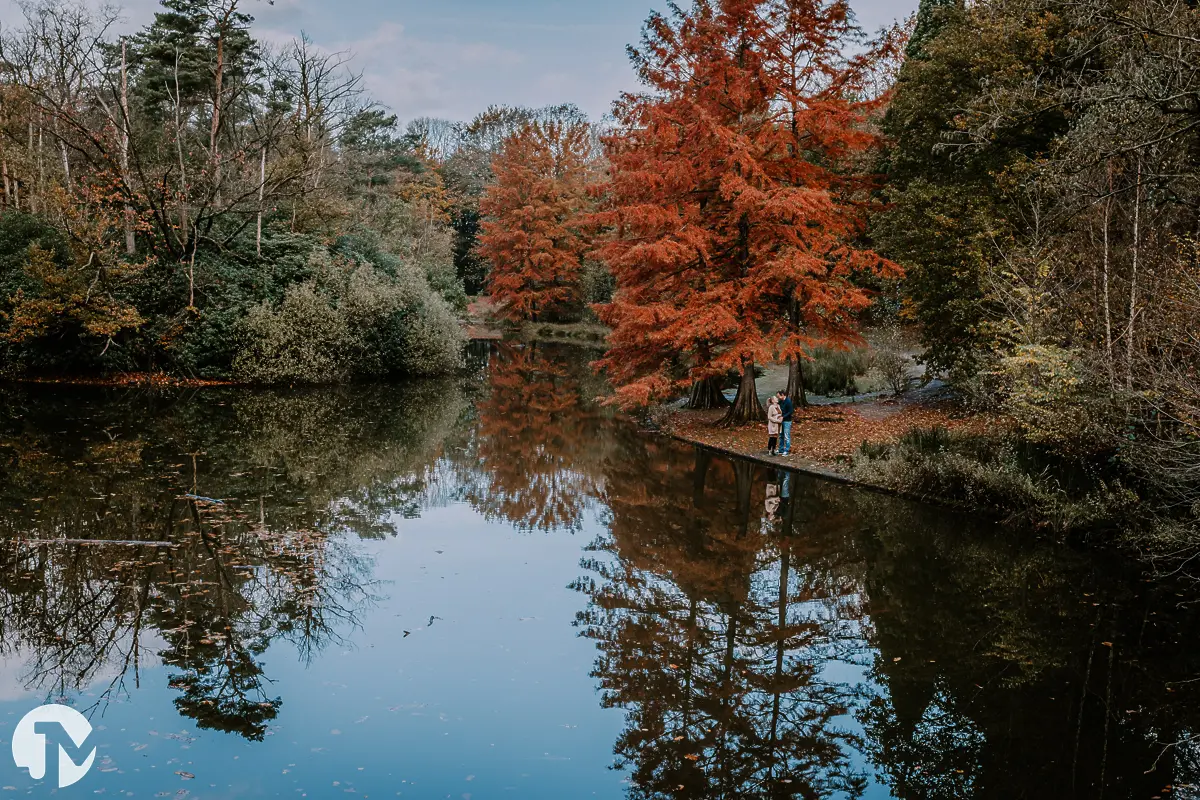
[664,396,1195,550]
[849,426,1145,537]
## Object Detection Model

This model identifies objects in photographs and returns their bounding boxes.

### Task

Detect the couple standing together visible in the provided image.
[767,390,794,457]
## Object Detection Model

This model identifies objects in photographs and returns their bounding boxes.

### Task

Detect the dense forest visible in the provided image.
[868,0,1200,543]
[0,0,474,382]
[2,0,1199,539]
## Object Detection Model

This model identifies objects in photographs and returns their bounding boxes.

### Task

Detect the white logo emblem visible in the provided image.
[11,704,96,788]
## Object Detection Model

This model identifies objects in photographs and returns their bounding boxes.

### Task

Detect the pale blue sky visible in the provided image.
[2,0,916,123]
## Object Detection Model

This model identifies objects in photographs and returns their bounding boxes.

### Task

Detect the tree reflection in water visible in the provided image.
[574,439,871,798]
[3,345,1200,797]
[449,341,614,533]
[469,346,1200,798]
[0,381,464,740]
[853,497,1200,798]
[578,434,1200,798]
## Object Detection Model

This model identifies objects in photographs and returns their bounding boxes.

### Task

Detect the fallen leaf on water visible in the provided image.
[175,771,194,780]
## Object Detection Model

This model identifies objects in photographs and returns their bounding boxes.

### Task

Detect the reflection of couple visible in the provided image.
[765,470,790,521]
[766,390,794,457]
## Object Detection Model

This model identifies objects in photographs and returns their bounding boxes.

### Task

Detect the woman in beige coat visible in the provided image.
[766,396,783,456]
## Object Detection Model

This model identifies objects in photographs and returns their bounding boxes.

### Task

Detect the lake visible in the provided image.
[0,342,1197,798]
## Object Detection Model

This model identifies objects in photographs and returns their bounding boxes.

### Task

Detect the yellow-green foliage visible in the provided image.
[234,252,465,385]
[235,282,355,384]
[995,345,1098,450]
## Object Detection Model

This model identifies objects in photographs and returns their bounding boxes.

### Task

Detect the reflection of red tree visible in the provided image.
[578,440,869,797]
[467,344,609,532]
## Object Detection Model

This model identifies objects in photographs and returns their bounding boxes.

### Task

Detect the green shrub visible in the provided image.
[995,344,1107,452]
[234,283,355,384]
[394,293,467,376]
[898,425,953,453]
[340,260,465,377]
[853,427,1141,535]
[858,440,891,460]
[0,212,110,375]
[0,211,69,298]
[422,261,470,313]
[233,250,465,385]
[580,261,615,307]
[805,346,871,396]
[163,233,323,378]
[334,228,468,313]
[0,218,465,383]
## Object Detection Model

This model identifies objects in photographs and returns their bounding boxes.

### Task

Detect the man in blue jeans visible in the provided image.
[777,390,794,456]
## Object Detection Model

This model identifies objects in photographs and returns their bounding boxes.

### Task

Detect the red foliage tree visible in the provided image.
[478,120,594,322]
[593,0,902,424]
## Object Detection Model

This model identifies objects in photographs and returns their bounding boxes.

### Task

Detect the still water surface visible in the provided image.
[0,343,1198,799]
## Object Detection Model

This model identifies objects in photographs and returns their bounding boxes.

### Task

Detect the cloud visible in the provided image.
[453,41,524,68]
[313,20,533,121]
[0,635,166,704]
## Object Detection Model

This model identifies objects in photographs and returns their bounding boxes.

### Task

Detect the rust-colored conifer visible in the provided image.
[593,0,901,425]
[479,120,593,322]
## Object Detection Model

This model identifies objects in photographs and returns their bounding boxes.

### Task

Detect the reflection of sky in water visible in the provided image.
[0,503,627,797]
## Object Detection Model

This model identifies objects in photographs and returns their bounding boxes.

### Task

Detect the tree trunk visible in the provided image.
[35,121,43,213]
[210,9,230,209]
[691,448,711,508]
[1102,180,1114,390]
[1126,160,1142,391]
[688,376,729,409]
[786,297,809,406]
[768,536,790,774]
[121,39,136,255]
[256,146,266,257]
[26,120,34,212]
[720,356,765,427]
[787,356,809,408]
[59,139,70,186]
[682,598,698,734]
[174,49,190,255]
[1,159,9,208]
[188,243,197,309]
[56,125,70,188]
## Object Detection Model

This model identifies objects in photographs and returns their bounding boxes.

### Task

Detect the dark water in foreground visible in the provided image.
[1,343,1199,799]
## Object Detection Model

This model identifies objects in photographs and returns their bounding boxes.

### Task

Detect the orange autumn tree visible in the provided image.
[593,0,901,425]
[478,119,594,322]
